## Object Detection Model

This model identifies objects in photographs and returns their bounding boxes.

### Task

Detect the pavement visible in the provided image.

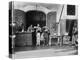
[13,45,78,59]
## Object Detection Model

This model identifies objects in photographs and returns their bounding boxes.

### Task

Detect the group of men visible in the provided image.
[27,24,50,46]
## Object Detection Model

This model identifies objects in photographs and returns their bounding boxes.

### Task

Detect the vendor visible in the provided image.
[27,25,33,32]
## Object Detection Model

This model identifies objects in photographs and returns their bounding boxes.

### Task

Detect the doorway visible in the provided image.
[47,12,57,45]
[66,19,78,41]
[25,10,46,46]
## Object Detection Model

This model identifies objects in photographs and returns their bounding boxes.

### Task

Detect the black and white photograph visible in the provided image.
[9,1,78,59]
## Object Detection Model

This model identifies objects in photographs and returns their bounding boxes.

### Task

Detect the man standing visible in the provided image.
[36,24,41,46]
[44,28,50,46]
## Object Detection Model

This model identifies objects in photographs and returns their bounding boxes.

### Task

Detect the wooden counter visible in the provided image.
[15,32,32,46]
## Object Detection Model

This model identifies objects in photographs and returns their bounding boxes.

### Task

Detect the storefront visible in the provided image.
[9,2,78,47]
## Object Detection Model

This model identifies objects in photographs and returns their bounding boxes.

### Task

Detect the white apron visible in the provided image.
[36,32,40,45]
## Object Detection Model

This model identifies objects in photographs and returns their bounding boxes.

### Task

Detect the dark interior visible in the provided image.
[66,19,77,41]
[25,10,46,30]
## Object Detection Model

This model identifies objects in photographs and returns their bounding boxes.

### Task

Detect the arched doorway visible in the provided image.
[25,10,46,46]
[47,12,57,45]
[25,10,46,30]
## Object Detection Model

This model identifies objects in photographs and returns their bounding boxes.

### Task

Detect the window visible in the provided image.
[67,5,75,15]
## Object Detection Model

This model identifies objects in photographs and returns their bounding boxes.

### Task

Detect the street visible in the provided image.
[14,46,78,59]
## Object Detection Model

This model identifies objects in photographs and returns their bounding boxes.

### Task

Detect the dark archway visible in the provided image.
[25,10,46,30]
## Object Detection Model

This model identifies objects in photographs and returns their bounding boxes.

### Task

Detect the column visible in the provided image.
[57,22,60,45]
